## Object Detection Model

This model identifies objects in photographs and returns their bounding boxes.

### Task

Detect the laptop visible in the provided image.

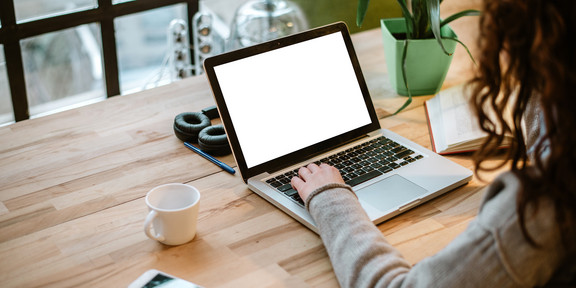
[203,22,473,233]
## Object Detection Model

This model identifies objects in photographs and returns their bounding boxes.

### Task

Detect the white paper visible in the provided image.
[439,85,485,146]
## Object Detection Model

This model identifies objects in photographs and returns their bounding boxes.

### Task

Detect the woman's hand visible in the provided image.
[291,163,345,203]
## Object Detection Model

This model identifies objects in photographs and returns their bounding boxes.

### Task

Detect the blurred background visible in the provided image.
[0,0,401,125]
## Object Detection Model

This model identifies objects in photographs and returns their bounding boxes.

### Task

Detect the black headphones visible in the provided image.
[173,106,231,156]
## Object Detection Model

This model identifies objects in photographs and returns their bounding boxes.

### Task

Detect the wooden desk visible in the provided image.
[0,26,495,287]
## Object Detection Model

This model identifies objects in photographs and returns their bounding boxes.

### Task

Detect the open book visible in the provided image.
[424,85,512,155]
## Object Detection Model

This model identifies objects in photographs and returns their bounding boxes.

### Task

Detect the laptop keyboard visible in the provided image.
[265,136,424,207]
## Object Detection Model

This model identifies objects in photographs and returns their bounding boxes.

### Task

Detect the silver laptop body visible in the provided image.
[204,22,473,233]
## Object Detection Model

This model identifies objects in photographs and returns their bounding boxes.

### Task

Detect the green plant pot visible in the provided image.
[381,18,457,96]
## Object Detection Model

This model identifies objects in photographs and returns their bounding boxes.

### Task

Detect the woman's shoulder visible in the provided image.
[476,170,566,285]
[477,171,522,227]
[478,170,558,240]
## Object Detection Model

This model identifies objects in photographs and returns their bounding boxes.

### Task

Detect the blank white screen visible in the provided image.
[214,32,372,168]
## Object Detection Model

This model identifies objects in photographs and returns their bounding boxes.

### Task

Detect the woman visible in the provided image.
[290,0,576,287]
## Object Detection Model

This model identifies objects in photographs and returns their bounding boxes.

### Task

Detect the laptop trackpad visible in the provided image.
[357,174,428,213]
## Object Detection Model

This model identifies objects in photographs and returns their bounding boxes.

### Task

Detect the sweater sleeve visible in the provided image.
[308,187,412,288]
[308,172,565,288]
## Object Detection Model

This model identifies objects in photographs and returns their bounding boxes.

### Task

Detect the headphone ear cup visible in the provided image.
[173,112,211,143]
[198,124,231,155]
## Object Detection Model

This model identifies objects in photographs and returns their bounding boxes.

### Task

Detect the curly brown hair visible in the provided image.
[469,0,576,250]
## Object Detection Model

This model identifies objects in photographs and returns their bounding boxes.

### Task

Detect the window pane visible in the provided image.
[113,0,136,4]
[21,24,105,118]
[15,0,97,23]
[115,4,187,94]
[0,45,15,125]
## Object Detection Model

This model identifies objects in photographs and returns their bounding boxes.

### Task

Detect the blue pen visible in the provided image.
[183,142,236,174]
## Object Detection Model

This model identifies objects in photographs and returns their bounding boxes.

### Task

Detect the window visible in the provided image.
[0,44,15,124]
[115,4,187,94]
[21,24,106,117]
[0,0,198,125]
[14,0,98,23]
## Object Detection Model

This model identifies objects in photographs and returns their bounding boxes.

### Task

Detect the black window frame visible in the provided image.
[0,0,199,122]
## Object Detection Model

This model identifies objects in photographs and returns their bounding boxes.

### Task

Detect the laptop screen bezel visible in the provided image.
[203,22,381,183]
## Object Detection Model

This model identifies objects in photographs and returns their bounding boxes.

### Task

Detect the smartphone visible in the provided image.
[128,269,203,288]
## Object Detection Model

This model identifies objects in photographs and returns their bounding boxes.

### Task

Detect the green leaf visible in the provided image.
[445,37,477,66]
[395,39,412,115]
[412,0,428,38]
[396,0,414,38]
[440,9,480,27]
[427,0,451,55]
[356,0,370,27]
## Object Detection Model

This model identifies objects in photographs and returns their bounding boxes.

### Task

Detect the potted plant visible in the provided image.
[357,0,479,113]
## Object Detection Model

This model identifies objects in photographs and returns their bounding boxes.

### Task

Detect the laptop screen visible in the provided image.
[212,31,372,168]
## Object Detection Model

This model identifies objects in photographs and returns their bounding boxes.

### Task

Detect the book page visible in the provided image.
[440,85,486,145]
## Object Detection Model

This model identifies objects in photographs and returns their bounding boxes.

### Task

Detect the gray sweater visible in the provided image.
[308,173,573,287]
[307,102,575,287]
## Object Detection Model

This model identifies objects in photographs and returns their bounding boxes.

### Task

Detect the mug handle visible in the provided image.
[144,210,166,242]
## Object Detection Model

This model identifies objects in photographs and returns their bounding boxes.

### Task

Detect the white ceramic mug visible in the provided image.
[144,183,200,245]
